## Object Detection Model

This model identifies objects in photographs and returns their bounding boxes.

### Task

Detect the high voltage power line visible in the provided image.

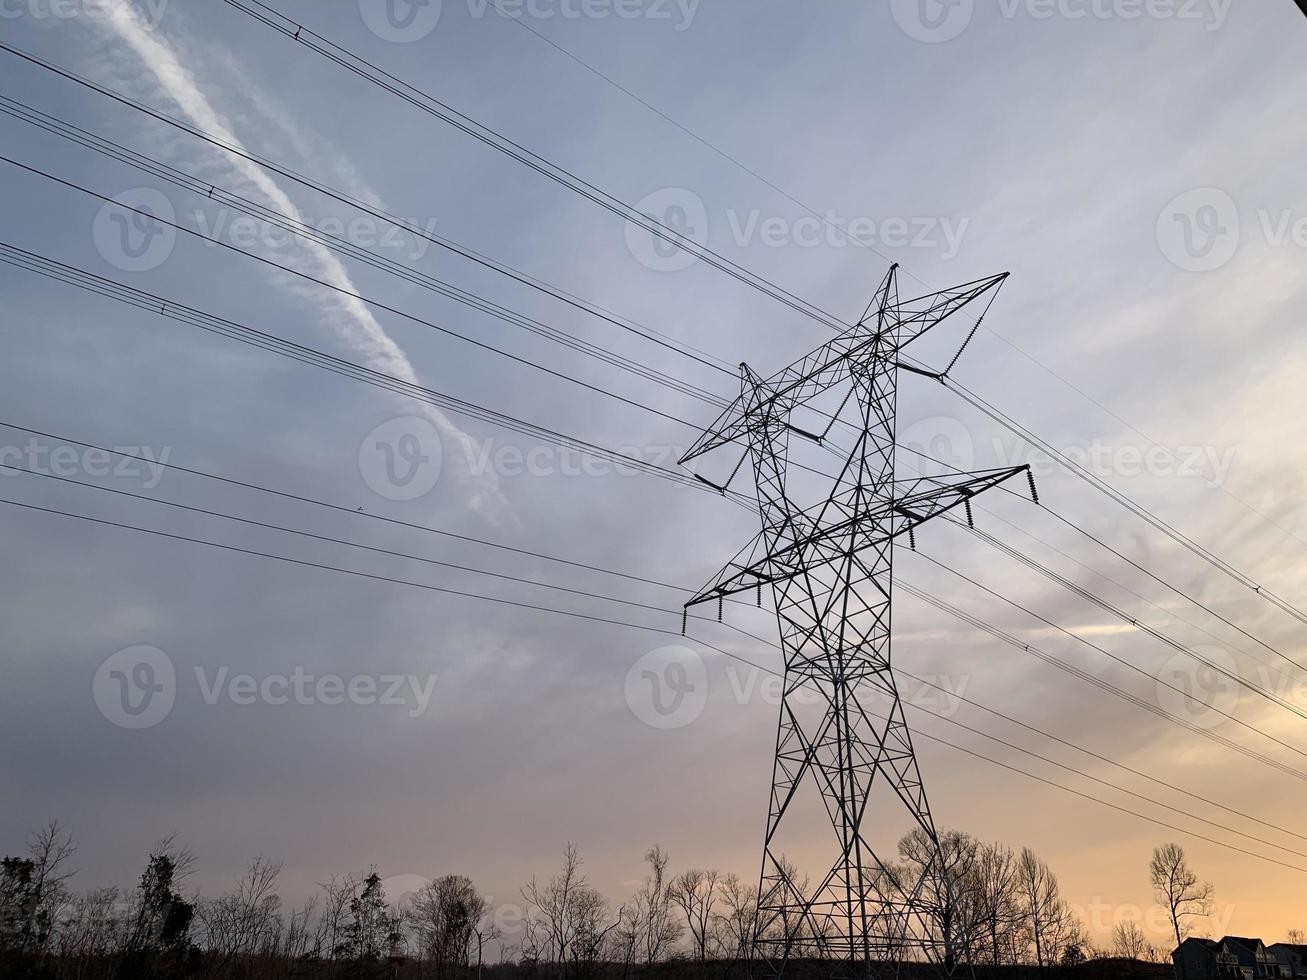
[220,0,850,334]
[2,94,1289,706]
[0,157,729,440]
[920,474,1307,688]
[9,218,1294,729]
[53,415,1307,874]
[6,36,1300,663]
[897,583,1307,784]
[937,376,1307,629]
[0,41,735,376]
[10,222,1304,796]
[2,486,1305,876]
[933,514,1307,721]
[202,1,1307,635]
[3,5,1304,906]
[481,0,1307,594]
[0,95,729,413]
[9,237,1304,778]
[0,241,764,508]
[0,152,862,496]
[908,551,1307,763]
[896,666,1307,845]
[2,412,1302,791]
[5,101,1295,704]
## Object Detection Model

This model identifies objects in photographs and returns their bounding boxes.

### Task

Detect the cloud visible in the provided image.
[93,2,510,523]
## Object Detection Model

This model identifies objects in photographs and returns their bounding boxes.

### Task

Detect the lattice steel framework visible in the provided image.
[680,265,1031,979]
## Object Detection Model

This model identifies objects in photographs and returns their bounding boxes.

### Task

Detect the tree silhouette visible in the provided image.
[1150,843,1213,950]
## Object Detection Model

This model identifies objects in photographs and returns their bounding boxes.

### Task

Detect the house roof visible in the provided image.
[1224,937,1266,951]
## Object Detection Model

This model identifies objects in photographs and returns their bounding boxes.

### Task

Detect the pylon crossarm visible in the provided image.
[754,271,1007,411]
[683,465,1028,608]
[886,272,1008,352]
[679,270,1009,469]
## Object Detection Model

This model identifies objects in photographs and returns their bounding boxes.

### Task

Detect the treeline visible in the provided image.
[2,820,1180,979]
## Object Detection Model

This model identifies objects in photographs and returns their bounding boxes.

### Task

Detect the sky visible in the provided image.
[2,0,1306,953]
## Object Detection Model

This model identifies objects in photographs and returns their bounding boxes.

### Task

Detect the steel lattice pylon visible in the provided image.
[680,265,1032,979]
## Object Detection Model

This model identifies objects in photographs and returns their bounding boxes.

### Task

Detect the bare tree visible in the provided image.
[1112,921,1151,960]
[896,828,980,970]
[521,844,615,978]
[972,841,1022,966]
[711,872,757,964]
[22,819,79,955]
[616,845,683,968]
[638,846,682,965]
[1015,848,1080,969]
[471,913,503,980]
[756,855,815,960]
[669,868,719,962]
[54,884,129,970]
[1150,843,1214,950]
[408,875,488,978]
[195,856,284,974]
[1287,928,1306,944]
[278,894,320,966]
[316,873,358,960]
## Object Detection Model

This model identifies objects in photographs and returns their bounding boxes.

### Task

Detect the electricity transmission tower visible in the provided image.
[679,265,1033,978]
